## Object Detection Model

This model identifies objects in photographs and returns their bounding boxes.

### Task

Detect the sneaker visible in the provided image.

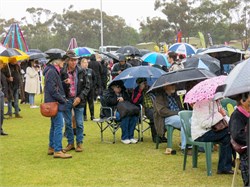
[121,139,131,144]
[130,138,138,144]
[30,105,39,109]
[15,114,23,118]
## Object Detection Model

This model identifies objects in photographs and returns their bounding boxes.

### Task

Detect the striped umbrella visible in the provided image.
[169,43,196,57]
[73,47,95,57]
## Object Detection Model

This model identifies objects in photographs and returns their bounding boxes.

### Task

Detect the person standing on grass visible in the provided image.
[80,57,96,121]
[43,54,72,159]
[61,50,90,153]
[25,59,41,108]
[0,60,8,136]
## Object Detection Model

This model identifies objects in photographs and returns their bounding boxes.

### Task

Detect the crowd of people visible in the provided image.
[1,47,249,186]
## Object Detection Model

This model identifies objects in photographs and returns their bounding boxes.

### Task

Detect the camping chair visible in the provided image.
[179,110,217,176]
[139,105,151,142]
[150,93,178,149]
[93,106,121,143]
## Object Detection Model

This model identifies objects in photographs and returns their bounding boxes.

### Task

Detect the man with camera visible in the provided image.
[111,54,132,79]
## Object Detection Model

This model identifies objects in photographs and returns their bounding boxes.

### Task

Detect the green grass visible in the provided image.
[0,96,243,187]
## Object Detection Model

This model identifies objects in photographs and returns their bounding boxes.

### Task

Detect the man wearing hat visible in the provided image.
[111,54,132,79]
[60,50,90,153]
[43,50,72,158]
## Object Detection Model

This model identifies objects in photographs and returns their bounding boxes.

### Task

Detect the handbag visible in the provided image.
[117,101,140,119]
[211,119,228,132]
[230,137,247,154]
[40,102,58,117]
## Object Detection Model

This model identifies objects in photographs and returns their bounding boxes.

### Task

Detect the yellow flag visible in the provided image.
[198,32,206,48]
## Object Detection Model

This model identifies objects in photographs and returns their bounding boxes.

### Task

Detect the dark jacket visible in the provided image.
[86,68,96,90]
[111,62,132,77]
[88,55,102,88]
[229,108,248,147]
[60,64,90,108]
[43,65,66,112]
[153,92,183,136]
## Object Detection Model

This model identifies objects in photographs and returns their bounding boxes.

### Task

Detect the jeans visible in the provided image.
[7,89,19,115]
[120,115,138,140]
[0,91,4,134]
[63,98,84,145]
[195,128,232,172]
[29,93,35,105]
[164,115,186,150]
[49,111,64,152]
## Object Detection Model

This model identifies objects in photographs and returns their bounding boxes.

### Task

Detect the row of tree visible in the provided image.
[0,0,249,51]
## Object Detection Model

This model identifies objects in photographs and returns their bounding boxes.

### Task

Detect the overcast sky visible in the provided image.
[0,0,165,30]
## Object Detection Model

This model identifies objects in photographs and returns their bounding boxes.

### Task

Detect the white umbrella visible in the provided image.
[223,58,250,97]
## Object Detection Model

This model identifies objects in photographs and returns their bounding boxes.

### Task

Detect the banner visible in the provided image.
[198,32,206,48]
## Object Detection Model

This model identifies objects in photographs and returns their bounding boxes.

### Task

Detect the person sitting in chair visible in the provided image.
[103,80,138,144]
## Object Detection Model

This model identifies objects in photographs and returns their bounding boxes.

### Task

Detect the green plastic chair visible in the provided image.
[178,110,215,176]
[155,125,178,149]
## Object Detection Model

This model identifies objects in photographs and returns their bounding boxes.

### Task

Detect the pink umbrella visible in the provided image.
[184,75,227,104]
[67,38,78,50]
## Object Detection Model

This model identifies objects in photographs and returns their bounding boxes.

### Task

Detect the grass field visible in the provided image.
[0,96,243,187]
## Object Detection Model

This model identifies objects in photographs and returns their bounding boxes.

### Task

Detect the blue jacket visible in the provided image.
[43,64,66,112]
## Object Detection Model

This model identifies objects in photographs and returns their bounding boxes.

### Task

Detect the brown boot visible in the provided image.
[63,144,75,152]
[48,147,54,155]
[53,151,72,159]
[75,143,83,152]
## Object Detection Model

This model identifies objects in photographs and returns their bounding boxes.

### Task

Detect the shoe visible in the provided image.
[30,105,39,109]
[53,151,72,159]
[90,116,95,120]
[4,112,11,116]
[217,170,234,174]
[1,132,8,136]
[63,144,75,152]
[15,114,23,118]
[181,148,192,156]
[121,139,131,144]
[75,143,83,152]
[48,147,54,155]
[84,116,88,121]
[130,138,138,144]
[161,137,168,143]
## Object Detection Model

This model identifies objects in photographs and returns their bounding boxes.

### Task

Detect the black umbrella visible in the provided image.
[44,48,66,60]
[182,54,221,75]
[116,45,141,56]
[139,49,152,56]
[27,52,48,60]
[147,67,216,93]
[198,45,244,64]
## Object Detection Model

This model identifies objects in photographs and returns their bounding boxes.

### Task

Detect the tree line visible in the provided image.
[0,0,249,51]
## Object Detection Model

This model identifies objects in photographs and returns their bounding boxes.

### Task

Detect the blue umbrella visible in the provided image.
[109,66,166,88]
[141,52,170,67]
[169,43,196,56]
[73,47,95,57]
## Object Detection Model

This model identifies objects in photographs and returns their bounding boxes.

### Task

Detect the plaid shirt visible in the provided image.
[167,95,180,111]
[143,91,153,109]
[68,70,76,97]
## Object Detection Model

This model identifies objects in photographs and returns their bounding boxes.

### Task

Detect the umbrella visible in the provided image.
[109,66,166,88]
[197,45,244,64]
[182,54,221,75]
[141,52,170,67]
[147,67,216,93]
[168,43,197,56]
[184,75,227,104]
[139,49,152,56]
[116,45,141,56]
[101,52,120,63]
[73,47,95,57]
[68,38,78,50]
[0,48,29,62]
[27,52,48,61]
[223,58,250,97]
[44,48,66,60]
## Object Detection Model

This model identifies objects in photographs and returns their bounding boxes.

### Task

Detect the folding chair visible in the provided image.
[139,104,151,141]
[93,106,121,143]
